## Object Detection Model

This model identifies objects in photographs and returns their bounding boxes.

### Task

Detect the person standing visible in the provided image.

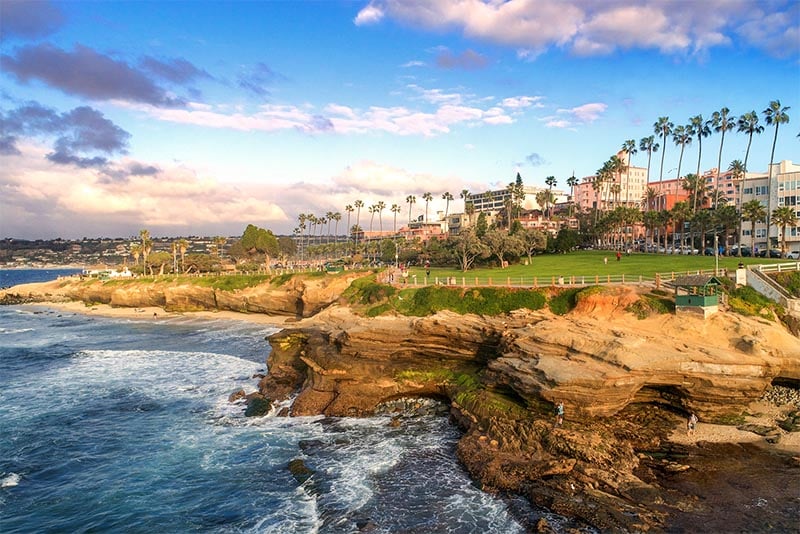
[554,401,564,427]
[687,413,698,436]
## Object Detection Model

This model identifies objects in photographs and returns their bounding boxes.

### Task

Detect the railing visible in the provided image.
[753,262,800,274]
[397,273,655,288]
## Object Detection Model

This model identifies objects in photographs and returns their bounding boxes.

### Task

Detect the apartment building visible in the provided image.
[467,185,569,213]
[739,160,800,252]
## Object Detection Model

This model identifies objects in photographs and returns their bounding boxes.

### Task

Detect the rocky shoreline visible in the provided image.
[3,277,800,531]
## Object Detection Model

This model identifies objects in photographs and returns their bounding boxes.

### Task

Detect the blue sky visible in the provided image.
[1,0,798,239]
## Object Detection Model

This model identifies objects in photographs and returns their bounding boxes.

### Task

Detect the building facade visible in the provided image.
[738,160,800,252]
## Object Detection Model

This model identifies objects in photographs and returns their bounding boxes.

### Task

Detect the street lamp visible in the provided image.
[714,234,719,276]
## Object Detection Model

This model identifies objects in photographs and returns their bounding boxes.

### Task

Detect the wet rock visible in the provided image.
[244,395,272,417]
[228,388,246,402]
[777,410,800,432]
[736,423,781,437]
[287,458,314,484]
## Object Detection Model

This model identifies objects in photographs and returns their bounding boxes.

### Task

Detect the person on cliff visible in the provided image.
[554,402,564,427]
[687,412,698,436]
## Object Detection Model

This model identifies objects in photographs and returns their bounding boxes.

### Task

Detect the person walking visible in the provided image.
[687,412,698,436]
[554,401,564,427]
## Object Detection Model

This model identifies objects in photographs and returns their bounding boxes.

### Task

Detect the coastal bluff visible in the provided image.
[4,276,800,530]
[261,294,800,531]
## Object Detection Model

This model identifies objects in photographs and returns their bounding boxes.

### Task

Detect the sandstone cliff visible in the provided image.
[260,291,800,532]
[0,272,366,318]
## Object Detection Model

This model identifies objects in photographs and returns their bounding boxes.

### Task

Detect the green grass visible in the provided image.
[407,250,787,283]
[727,285,780,320]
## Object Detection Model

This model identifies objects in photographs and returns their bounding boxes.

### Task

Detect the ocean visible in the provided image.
[0,269,566,533]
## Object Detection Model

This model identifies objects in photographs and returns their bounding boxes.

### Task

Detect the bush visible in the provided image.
[398,286,546,316]
[548,287,582,315]
[727,285,778,320]
[771,271,800,298]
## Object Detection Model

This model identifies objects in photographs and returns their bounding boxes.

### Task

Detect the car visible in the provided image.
[786,251,800,260]
[758,248,783,258]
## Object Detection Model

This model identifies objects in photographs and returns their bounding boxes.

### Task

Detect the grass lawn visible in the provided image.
[405,250,794,284]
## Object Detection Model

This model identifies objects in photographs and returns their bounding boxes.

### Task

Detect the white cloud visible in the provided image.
[354,4,384,26]
[125,86,528,138]
[356,0,798,59]
[501,96,544,109]
[400,60,426,68]
[545,119,571,129]
[0,142,287,237]
[563,102,607,123]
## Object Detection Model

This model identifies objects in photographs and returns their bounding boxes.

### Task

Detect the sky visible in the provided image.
[1,0,798,240]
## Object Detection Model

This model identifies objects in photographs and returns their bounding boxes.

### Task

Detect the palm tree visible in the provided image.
[653,117,673,186]
[711,108,737,209]
[772,206,797,256]
[391,203,401,233]
[728,160,746,254]
[567,174,579,215]
[376,201,386,234]
[643,186,659,212]
[689,114,711,205]
[130,243,141,267]
[344,205,354,253]
[544,175,557,218]
[177,238,189,272]
[639,135,659,185]
[422,192,433,223]
[670,201,692,252]
[737,111,763,185]
[325,211,335,244]
[763,100,791,245]
[682,173,707,213]
[406,195,416,223]
[690,209,713,253]
[672,125,692,206]
[171,241,179,273]
[642,210,660,250]
[622,139,637,205]
[213,236,226,257]
[741,200,767,255]
[331,212,341,246]
[354,200,364,250]
[714,205,738,255]
[441,192,453,233]
[139,229,152,275]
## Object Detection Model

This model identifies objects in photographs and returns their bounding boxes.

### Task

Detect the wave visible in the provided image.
[1,473,21,488]
[0,327,33,334]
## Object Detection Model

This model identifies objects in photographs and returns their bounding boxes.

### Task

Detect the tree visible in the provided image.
[642,210,660,250]
[171,241,178,272]
[148,251,172,275]
[622,139,637,205]
[475,211,488,238]
[711,107,736,209]
[344,205,354,252]
[690,208,713,252]
[639,135,659,185]
[737,111,763,189]
[670,201,692,252]
[450,228,489,271]
[213,236,227,257]
[772,206,797,256]
[741,199,767,255]
[422,192,433,223]
[713,205,738,255]
[139,229,152,275]
[520,227,547,263]
[406,195,416,223]
[374,201,385,235]
[460,189,473,226]
[553,228,581,253]
[130,243,141,266]
[176,238,189,272]
[544,175,557,218]
[278,236,297,259]
[763,100,791,245]
[689,114,711,207]
[240,224,279,270]
[643,186,659,212]
[354,200,364,250]
[566,174,579,215]
[653,117,673,185]
[442,192,454,233]
[672,124,692,206]
[682,173,705,213]
[331,212,342,244]
[391,203,401,234]
[483,227,524,268]
[728,160,746,253]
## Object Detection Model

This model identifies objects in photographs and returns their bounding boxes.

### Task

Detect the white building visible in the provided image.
[738,160,800,252]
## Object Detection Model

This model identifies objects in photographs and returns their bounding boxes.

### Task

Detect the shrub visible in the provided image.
[727,285,778,320]
[399,286,546,316]
[548,287,582,315]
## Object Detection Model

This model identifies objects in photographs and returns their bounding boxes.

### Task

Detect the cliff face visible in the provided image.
[0,273,365,318]
[261,295,800,532]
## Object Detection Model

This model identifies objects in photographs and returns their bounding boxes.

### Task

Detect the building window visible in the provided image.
[743,187,753,195]
[755,186,769,196]
[756,229,767,238]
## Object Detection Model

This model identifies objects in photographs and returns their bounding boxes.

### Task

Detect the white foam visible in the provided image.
[1,472,21,488]
[0,327,33,334]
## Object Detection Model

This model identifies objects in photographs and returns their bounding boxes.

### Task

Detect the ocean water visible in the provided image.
[0,268,82,288]
[0,270,553,533]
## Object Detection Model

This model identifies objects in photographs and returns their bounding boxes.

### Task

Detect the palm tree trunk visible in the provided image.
[766,124,780,247]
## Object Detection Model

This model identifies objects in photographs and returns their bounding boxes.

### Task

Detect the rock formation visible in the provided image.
[260,291,800,531]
